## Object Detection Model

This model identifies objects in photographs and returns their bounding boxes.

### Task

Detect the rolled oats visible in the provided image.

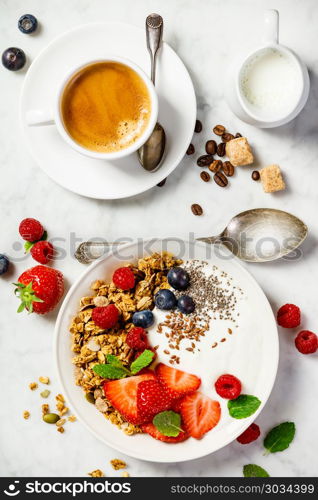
[68,415,77,422]
[29,382,38,391]
[23,411,30,420]
[57,426,65,434]
[56,418,66,427]
[121,471,130,477]
[40,390,50,398]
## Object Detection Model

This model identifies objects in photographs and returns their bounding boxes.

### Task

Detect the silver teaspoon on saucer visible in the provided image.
[74,208,307,264]
[138,14,166,172]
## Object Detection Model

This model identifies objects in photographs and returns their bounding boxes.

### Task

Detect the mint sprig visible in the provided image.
[264,422,295,454]
[93,349,155,380]
[153,411,183,437]
[243,464,270,477]
[228,395,261,419]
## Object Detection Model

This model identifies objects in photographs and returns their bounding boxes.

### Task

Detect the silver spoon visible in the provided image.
[138,13,166,172]
[74,208,307,264]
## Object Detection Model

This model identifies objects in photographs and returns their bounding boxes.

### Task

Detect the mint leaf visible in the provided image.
[106,354,126,369]
[130,349,155,374]
[93,364,128,379]
[243,464,270,477]
[153,411,183,437]
[24,241,34,253]
[264,422,295,453]
[228,395,261,419]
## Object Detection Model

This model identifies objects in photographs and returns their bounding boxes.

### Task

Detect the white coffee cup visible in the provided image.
[26,56,159,160]
[225,10,310,128]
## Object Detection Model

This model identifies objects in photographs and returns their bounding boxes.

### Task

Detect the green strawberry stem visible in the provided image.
[14,281,43,313]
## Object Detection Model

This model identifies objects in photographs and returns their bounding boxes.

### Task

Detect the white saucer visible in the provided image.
[20,22,197,199]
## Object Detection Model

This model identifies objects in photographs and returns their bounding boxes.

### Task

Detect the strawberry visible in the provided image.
[103,372,156,425]
[141,422,189,443]
[14,265,64,314]
[180,392,221,439]
[171,398,184,413]
[155,363,201,398]
[137,380,172,423]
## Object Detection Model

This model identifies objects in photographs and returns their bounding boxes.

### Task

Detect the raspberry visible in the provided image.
[237,423,260,444]
[19,218,44,242]
[295,330,318,354]
[277,304,301,328]
[112,267,135,290]
[126,327,148,350]
[215,374,242,400]
[30,241,54,264]
[92,304,119,329]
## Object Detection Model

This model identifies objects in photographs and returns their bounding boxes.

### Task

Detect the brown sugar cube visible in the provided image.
[260,164,285,193]
[225,137,254,166]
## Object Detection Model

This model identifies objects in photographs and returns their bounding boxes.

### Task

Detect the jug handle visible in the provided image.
[263,9,279,45]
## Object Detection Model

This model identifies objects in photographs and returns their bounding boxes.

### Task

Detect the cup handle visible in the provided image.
[263,9,279,45]
[26,109,55,126]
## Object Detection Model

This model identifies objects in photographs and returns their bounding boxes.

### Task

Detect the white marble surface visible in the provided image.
[1,0,317,478]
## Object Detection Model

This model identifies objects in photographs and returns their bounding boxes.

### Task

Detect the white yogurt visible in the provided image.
[239,48,302,120]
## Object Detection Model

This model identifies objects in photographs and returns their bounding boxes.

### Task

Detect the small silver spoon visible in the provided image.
[138,13,166,172]
[74,208,307,264]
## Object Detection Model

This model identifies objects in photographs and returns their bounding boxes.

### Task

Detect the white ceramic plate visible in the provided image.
[54,239,278,462]
[20,22,196,199]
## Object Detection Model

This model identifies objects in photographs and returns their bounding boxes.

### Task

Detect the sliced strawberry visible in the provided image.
[180,392,221,439]
[137,380,172,423]
[103,372,155,425]
[141,422,189,443]
[155,363,201,398]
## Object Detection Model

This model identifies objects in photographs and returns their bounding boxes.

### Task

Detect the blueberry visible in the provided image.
[177,295,195,314]
[0,255,9,275]
[2,47,26,71]
[18,14,38,34]
[132,309,154,328]
[155,289,177,310]
[167,267,190,291]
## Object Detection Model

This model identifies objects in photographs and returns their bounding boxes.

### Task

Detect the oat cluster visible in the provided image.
[70,252,181,434]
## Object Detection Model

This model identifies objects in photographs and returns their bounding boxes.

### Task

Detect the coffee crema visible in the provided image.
[61,61,151,153]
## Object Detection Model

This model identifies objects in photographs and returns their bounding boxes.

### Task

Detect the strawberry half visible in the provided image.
[155,363,201,398]
[137,379,172,423]
[141,423,189,443]
[14,265,64,314]
[180,392,221,439]
[103,372,155,425]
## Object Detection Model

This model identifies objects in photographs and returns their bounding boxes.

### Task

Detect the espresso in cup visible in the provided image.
[61,61,152,153]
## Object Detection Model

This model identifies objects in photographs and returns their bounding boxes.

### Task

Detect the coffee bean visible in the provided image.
[197,154,214,167]
[157,178,167,187]
[208,160,222,173]
[186,143,195,155]
[222,132,234,143]
[252,170,260,181]
[213,171,228,187]
[191,203,203,216]
[222,161,234,177]
[195,120,202,133]
[205,140,217,155]
[213,125,225,136]
[216,142,226,157]
[200,171,210,182]
[235,133,242,138]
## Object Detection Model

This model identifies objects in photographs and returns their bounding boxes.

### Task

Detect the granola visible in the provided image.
[70,252,181,434]
[88,469,104,477]
[110,459,127,470]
